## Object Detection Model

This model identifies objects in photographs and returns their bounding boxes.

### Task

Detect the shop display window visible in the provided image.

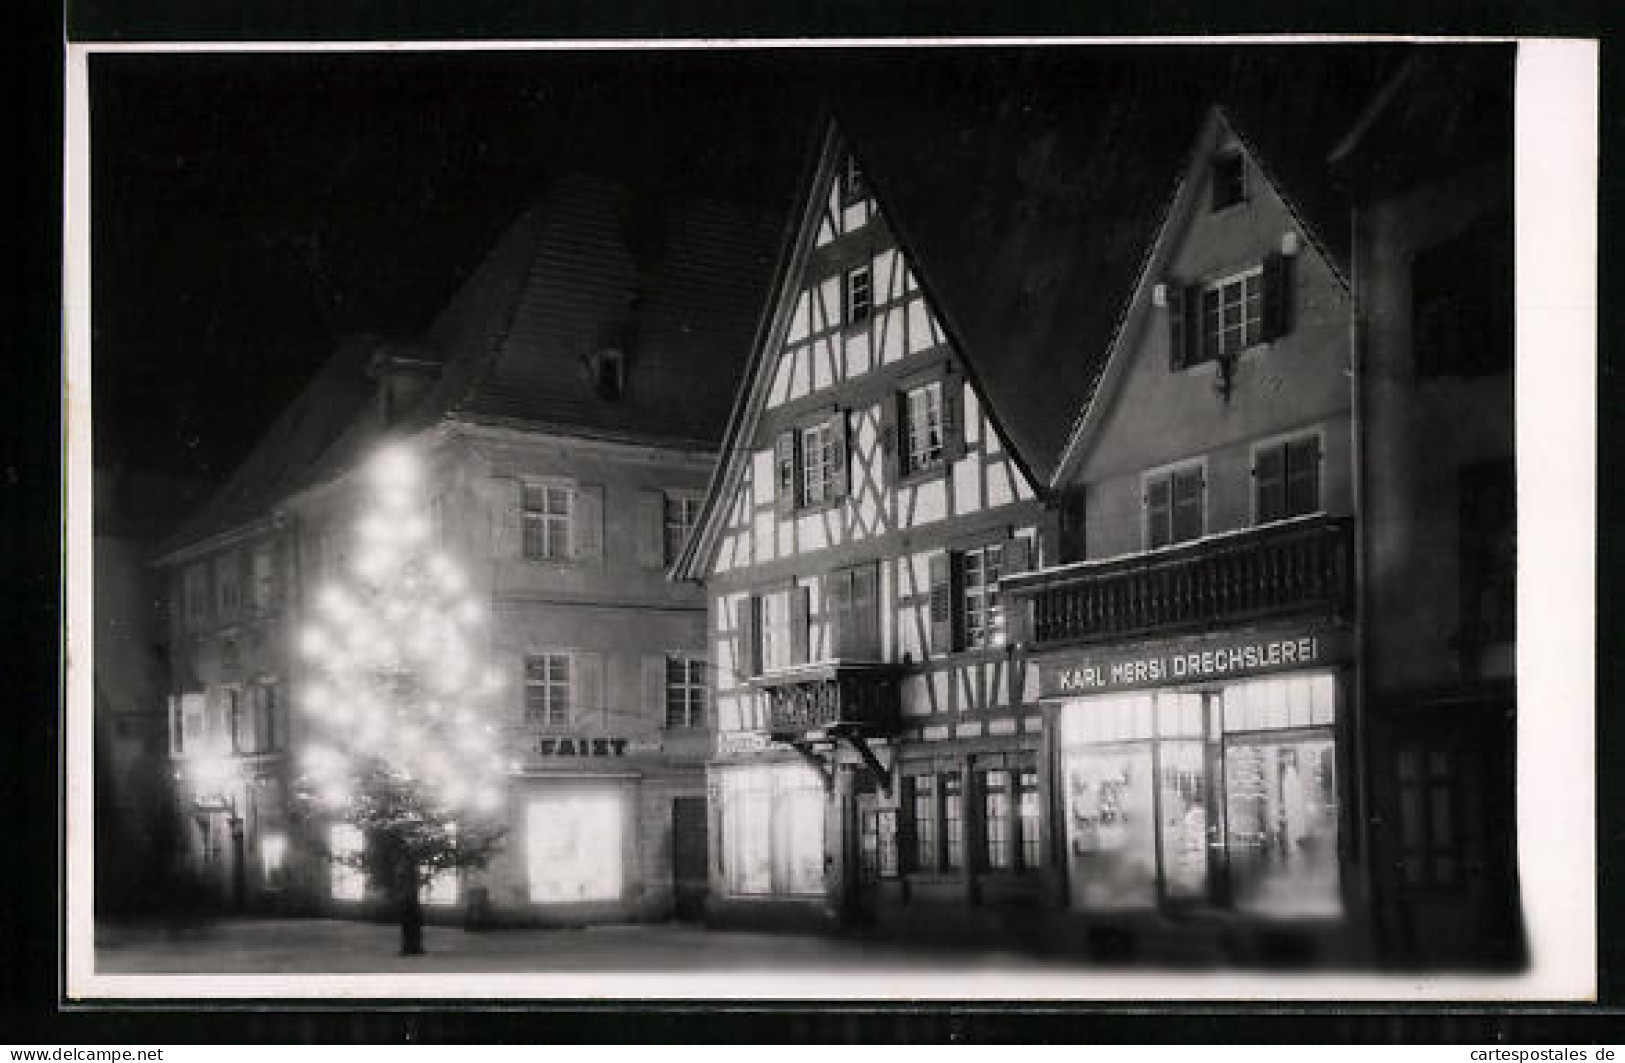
[1224,737,1341,916]
[329,822,366,901]
[1060,674,1340,919]
[525,791,624,903]
[719,763,826,896]
[1063,746,1157,909]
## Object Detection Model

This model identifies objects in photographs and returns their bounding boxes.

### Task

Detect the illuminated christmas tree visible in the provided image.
[294,442,508,955]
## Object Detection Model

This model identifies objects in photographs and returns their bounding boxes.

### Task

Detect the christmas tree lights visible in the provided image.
[294,441,508,954]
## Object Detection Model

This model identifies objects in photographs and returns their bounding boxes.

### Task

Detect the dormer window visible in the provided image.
[1210,150,1247,211]
[839,155,868,205]
[590,347,626,400]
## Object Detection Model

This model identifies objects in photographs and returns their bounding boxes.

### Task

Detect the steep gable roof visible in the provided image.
[157,335,380,557]
[164,172,780,554]
[1049,105,1350,489]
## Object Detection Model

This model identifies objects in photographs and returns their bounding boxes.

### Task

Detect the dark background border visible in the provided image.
[6,0,1618,1044]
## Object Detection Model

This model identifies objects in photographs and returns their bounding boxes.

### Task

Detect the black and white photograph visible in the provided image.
[65,37,1596,1001]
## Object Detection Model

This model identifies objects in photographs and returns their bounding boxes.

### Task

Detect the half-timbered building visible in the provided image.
[674,122,1060,932]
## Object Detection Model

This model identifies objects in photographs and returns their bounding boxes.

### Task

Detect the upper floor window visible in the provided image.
[961,543,1005,650]
[775,411,848,513]
[1210,150,1247,211]
[1201,268,1263,358]
[183,565,209,630]
[746,586,810,675]
[902,381,944,476]
[1254,435,1322,524]
[215,555,242,621]
[799,422,835,507]
[251,545,278,614]
[232,683,282,754]
[522,483,573,561]
[844,264,873,326]
[524,652,573,729]
[1166,254,1292,371]
[665,654,708,729]
[663,494,701,566]
[929,537,1030,655]
[1145,464,1205,549]
[839,155,868,205]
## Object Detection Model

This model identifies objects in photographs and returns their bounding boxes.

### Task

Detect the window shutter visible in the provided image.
[1286,436,1320,516]
[1262,250,1293,341]
[826,569,853,659]
[1172,468,1205,543]
[880,393,901,482]
[1146,477,1172,549]
[637,489,665,569]
[1166,282,1187,370]
[790,584,811,665]
[828,409,850,500]
[742,595,763,677]
[498,478,523,559]
[928,551,960,655]
[775,431,798,514]
[941,366,965,463]
[1002,535,1031,577]
[851,562,879,659]
[1255,445,1286,523]
[574,651,603,729]
[643,655,668,724]
[1197,285,1219,362]
[572,484,605,563]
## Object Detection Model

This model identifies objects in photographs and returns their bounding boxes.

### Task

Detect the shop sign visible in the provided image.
[534,735,661,758]
[714,730,792,757]
[1041,627,1351,697]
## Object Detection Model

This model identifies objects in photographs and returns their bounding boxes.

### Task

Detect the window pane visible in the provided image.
[942,774,963,870]
[1225,737,1342,917]
[1157,740,1209,901]
[1063,745,1156,909]
[1018,769,1042,870]
[910,775,936,871]
[982,770,1010,870]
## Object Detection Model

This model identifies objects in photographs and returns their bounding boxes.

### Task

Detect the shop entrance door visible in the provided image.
[670,796,709,921]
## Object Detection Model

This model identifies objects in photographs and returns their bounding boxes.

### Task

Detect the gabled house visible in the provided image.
[1003,106,1361,963]
[673,120,1061,932]
[1329,48,1521,968]
[153,173,777,925]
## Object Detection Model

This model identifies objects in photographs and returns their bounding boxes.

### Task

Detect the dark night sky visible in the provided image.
[89,45,1412,533]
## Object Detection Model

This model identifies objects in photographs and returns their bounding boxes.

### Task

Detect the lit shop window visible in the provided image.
[260,832,288,890]
[329,823,366,901]
[526,792,623,903]
[718,764,825,896]
[1059,675,1339,918]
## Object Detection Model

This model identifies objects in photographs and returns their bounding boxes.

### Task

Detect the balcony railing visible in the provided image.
[1004,514,1353,647]
[751,661,903,741]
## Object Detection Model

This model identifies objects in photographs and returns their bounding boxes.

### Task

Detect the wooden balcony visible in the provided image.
[1004,514,1353,647]
[751,661,903,742]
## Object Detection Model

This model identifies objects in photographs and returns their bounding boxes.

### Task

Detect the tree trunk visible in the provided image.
[399,866,424,956]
